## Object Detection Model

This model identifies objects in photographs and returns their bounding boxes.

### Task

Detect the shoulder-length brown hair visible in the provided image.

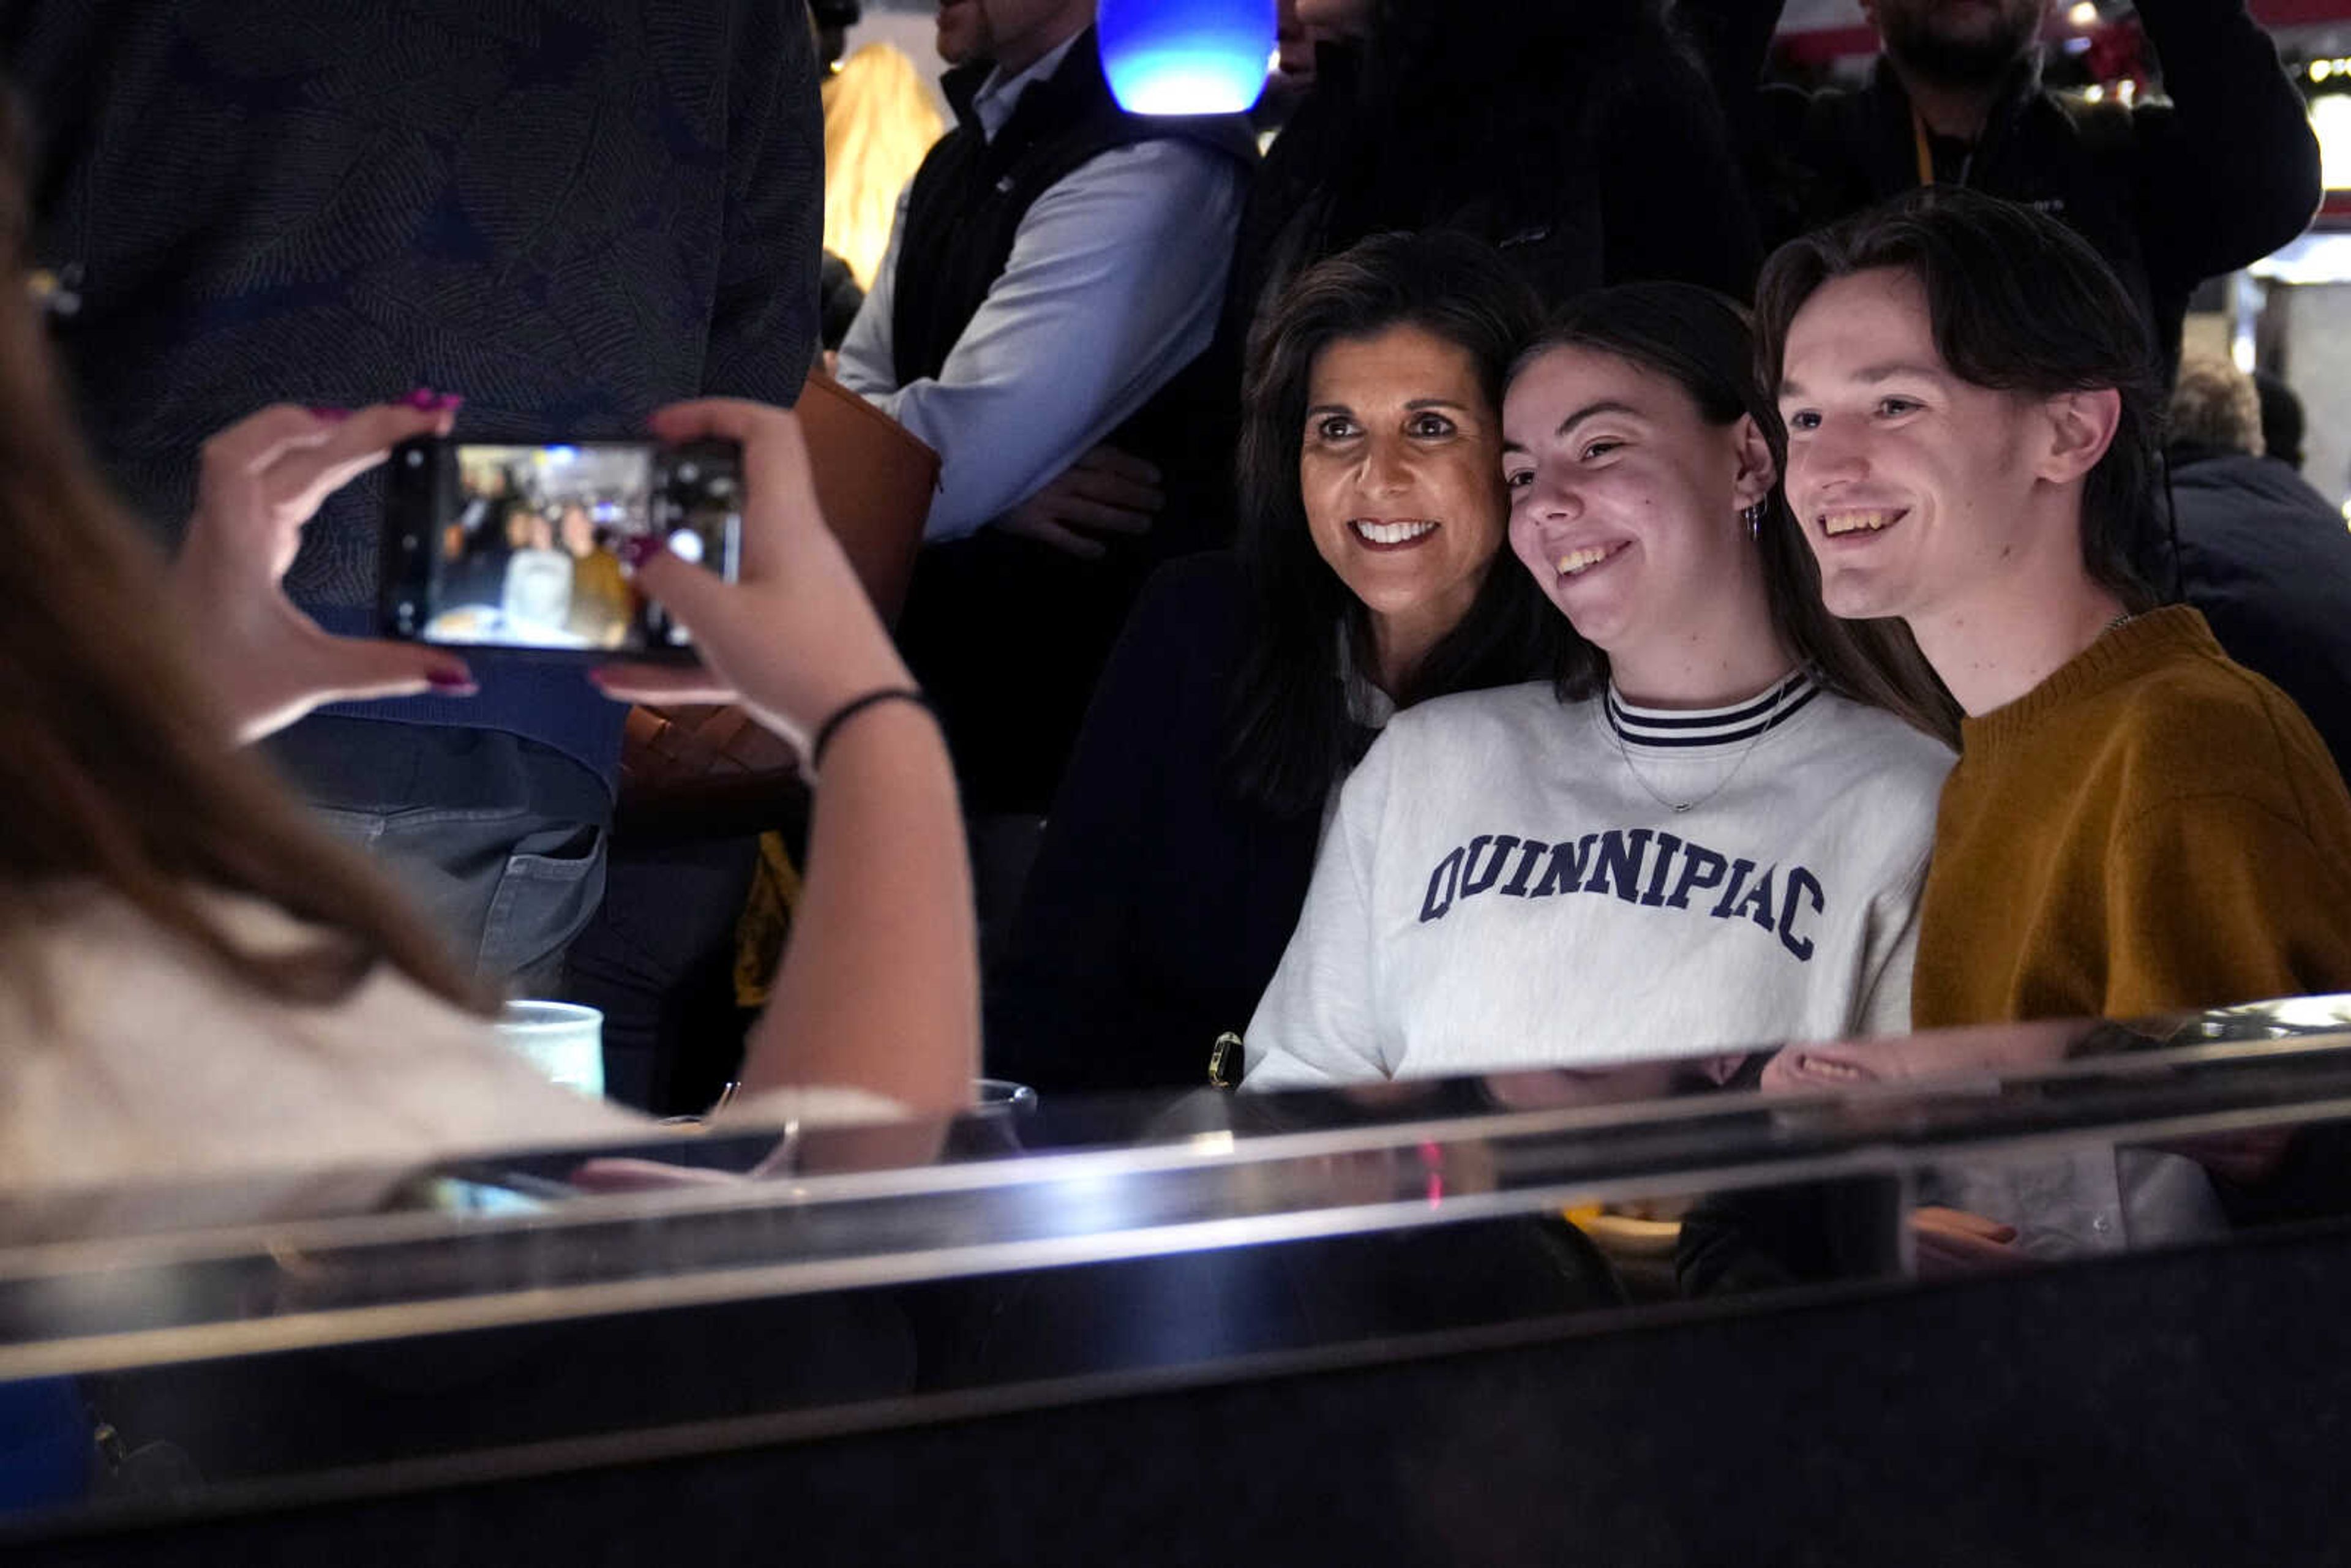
[1511,282,1960,747]
[0,97,490,1015]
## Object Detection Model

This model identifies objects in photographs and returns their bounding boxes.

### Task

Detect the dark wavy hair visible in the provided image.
[1511,283,1960,747]
[1752,187,2164,612]
[1228,231,1570,818]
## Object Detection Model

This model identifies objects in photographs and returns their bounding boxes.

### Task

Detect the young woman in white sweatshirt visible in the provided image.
[1245,283,1959,1089]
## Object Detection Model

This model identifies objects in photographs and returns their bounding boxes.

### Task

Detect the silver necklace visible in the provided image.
[1609,684,1787,816]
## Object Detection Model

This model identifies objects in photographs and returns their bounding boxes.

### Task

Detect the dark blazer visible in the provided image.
[986,555,1322,1093]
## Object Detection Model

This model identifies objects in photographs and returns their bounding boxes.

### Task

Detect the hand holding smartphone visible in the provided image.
[174,399,478,744]
[379,437,744,661]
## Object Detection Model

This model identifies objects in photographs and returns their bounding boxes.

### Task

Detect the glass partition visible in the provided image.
[4,997,2351,1540]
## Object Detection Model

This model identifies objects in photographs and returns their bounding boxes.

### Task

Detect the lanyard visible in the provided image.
[1912,110,1978,188]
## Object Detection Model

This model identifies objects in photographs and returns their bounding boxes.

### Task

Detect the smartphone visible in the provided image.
[380,437,743,660]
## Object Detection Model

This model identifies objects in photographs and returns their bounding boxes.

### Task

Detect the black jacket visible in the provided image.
[986,556,1322,1093]
[2160,443,2351,781]
[1711,0,2320,368]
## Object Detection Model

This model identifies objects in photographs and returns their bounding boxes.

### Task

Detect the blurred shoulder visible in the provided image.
[2110,630,2349,825]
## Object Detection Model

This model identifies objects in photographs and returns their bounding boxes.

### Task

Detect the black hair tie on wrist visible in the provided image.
[809,687,932,776]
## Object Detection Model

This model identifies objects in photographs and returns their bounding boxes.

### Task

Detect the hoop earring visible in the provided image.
[1742,501,1766,540]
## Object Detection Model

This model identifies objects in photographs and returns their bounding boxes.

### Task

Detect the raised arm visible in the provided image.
[598,400,978,1118]
[2128,0,2323,280]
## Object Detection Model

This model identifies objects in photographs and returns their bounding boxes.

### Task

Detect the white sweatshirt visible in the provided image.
[1243,673,1955,1089]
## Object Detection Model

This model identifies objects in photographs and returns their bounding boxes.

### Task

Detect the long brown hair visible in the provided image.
[0,97,491,1015]
[1510,282,1961,748]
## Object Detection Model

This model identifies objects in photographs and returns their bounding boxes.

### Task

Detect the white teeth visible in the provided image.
[1556,543,1622,576]
[1352,519,1438,546]
[1821,509,1901,537]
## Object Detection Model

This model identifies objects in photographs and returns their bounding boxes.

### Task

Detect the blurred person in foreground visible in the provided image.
[0,110,974,1189]
[835,0,1258,816]
[2157,356,2351,780]
[1698,0,2320,377]
[1761,189,2351,1030]
[1,3,826,992]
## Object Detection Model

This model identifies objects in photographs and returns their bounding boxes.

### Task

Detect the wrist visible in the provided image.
[807,686,935,781]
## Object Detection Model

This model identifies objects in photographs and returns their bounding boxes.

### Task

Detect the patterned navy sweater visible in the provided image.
[6,1,823,780]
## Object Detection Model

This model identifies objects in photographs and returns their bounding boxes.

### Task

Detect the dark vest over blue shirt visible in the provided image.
[890,30,1257,394]
[888,32,1256,815]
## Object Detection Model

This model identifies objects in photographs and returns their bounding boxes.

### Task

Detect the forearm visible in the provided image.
[737,702,979,1116]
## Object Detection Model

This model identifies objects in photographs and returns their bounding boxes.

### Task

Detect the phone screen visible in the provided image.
[383,440,741,656]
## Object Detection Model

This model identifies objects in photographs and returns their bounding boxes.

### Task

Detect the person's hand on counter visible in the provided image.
[1909,1206,2023,1279]
[594,398,978,1120]
[173,398,475,743]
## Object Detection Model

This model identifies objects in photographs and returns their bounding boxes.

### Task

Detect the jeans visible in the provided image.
[263,716,613,994]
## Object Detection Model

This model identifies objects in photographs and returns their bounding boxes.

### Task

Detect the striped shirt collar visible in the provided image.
[1604,669,1819,751]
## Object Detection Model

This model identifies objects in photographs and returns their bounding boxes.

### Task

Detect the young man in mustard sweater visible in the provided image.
[1757,188,2351,1030]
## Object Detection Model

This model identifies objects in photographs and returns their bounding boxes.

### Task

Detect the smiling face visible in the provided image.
[1298,324,1510,664]
[1777,268,2048,624]
[1501,345,1771,666]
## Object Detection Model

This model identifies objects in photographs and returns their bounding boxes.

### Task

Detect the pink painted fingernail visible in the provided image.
[403,387,440,411]
[429,392,465,413]
[427,669,477,692]
[306,405,350,421]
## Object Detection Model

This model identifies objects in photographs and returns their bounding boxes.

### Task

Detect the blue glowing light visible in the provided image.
[1099,0,1274,116]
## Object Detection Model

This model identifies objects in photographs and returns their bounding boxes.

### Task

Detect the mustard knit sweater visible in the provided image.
[1913,606,2351,1029]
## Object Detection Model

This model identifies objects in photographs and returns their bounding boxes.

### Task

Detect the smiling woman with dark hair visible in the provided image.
[988,232,1566,1093]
